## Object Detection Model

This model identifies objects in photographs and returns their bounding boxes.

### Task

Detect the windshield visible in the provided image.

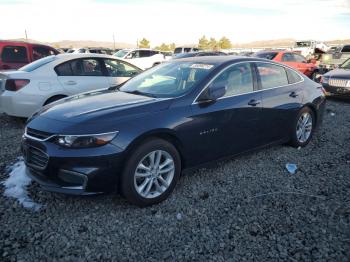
[340,58,350,69]
[253,52,278,60]
[114,50,129,58]
[19,55,57,72]
[294,41,311,47]
[119,61,216,98]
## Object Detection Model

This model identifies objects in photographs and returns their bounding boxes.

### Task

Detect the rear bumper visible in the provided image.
[0,91,44,118]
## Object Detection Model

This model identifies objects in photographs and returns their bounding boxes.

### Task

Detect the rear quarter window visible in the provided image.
[1,46,28,63]
[286,68,303,84]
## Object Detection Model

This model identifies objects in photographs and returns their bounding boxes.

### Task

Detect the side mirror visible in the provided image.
[198,82,226,103]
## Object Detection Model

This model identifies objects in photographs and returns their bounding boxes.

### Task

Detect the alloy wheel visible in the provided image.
[296,112,313,143]
[134,150,175,199]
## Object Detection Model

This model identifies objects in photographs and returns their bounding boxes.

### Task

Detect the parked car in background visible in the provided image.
[0,54,142,118]
[253,51,319,80]
[0,41,59,70]
[321,58,350,97]
[238,51,254,57]
[172,51,227,59]
[22,56,325,206]
[292,40,329,60]
[320,44,350,73]
[160,51,173,60]
[66,48,113,55]
[114,48,165,69]
[173,46,201,55]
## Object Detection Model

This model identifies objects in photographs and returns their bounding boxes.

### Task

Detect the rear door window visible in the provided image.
[55,59,103,76]
[1,46,28,63]
[341,45,350,52]
[292,54,307,63]
[281,53,294,62]
[256,63,289,89]
[138,50,151,57]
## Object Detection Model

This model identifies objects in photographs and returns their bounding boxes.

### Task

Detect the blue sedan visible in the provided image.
[22,56,326,206]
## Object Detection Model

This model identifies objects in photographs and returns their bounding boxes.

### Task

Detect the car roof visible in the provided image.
[173,55,265,65]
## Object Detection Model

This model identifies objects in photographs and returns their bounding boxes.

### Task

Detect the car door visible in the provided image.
[255,62,304,144]
[56,58,109,95]
[187,62,263,165]
[102,58,142,87]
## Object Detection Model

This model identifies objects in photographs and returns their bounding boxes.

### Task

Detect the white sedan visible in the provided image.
[114,48,165,70]
[0,53,142,118]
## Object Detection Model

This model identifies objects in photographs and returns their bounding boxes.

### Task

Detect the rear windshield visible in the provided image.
[174,48,182,54]
[19,55,57,72]
[1,46,28,63]
[253,52,278,60]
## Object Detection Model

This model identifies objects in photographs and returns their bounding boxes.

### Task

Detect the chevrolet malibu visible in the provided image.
[22,56,326,206]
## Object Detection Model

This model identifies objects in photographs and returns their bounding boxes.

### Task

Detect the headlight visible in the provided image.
[321,76,329,84]
[55,132,118,148]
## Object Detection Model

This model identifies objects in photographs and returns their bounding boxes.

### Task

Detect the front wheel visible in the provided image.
[289,107,315,147]
[121,138,181,207]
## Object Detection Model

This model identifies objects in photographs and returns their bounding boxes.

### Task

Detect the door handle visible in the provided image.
[248,99,261,106]
[64,80,77,85]
[289,91,299,98]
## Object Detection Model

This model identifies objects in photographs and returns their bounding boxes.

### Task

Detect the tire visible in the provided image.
[43,95,66,106]
[121,138,181,207]
[289,107,315,148]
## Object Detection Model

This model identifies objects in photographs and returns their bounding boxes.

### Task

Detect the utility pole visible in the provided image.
[25,29,28,40]
[113,33,116,50]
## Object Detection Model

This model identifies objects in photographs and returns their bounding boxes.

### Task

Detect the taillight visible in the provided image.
[5,79,30,91]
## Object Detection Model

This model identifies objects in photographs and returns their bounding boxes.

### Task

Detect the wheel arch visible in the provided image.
[124,129,186,169]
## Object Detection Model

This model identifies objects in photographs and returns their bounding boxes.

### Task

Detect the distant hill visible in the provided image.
[6,38,135,49]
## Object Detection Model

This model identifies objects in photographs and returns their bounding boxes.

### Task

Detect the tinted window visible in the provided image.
[286,68,303,84]
[282,53,294,62]
[341,45,350,52]
[104,59,141,77]
[209,63,254,97]
[32,46,56,61]
[184,48,191,53]
[138,50,151,57]
[292,54,306,63]
[1,46,28,63]
[256,63,288,89]
[174,48,182,54]
[253,52,278,60]
[55,59,103,76]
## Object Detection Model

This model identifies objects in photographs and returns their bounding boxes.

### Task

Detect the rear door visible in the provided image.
[187,62,263,165]
[255,62,304,143]
[55,58,109,95]
[0,45,29,70]
[102,58,142,87]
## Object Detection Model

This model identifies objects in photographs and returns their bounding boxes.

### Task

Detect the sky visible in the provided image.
[0,0,349,46]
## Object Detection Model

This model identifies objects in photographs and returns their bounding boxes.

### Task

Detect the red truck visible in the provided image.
[0,41,59,70]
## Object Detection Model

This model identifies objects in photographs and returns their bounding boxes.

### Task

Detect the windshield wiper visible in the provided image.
[123,90,157,98]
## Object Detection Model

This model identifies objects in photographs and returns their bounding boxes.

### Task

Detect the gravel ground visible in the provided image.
[0,99,349,261]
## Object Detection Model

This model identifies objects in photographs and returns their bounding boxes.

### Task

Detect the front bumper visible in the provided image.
[22,136,125,195]
[322,83,350,97]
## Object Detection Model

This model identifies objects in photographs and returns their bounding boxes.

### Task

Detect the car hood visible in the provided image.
[325,68,350,78]
[28,89,173,134]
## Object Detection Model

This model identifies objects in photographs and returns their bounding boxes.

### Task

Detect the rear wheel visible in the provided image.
[121,138,181,207]
[43,95,66,106]
[289,107,315,147]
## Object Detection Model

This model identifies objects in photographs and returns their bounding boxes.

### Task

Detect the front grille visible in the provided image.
[329,79,349,88]
[25,146,49,169]
[26,127,54,140]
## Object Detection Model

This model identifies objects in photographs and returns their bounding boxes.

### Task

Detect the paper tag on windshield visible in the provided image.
[190,64,214,70]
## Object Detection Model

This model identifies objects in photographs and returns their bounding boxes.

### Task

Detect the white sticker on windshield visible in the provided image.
[190,64,214,70]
